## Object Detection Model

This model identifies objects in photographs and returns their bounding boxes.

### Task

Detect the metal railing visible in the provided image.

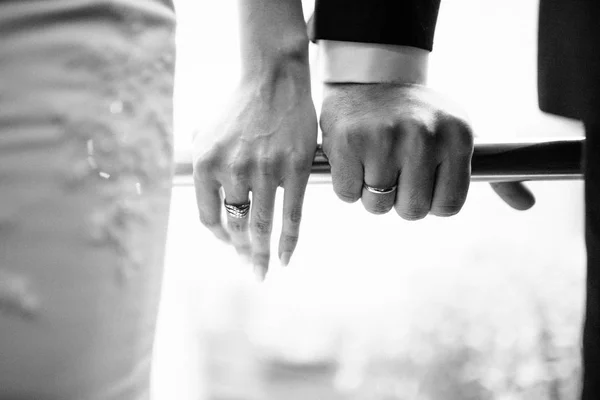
[173,137,584,186]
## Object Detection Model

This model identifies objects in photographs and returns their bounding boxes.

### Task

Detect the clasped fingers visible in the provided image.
[322,113,474,220]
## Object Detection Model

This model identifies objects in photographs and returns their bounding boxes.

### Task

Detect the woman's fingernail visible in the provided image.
[280,252,292,267]
[253,264,267,282]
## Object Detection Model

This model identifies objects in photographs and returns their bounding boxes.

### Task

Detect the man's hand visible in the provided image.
[193,73,317,280]
[320,83,534,218]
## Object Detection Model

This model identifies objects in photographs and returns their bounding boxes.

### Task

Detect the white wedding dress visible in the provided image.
[0,1,176,398]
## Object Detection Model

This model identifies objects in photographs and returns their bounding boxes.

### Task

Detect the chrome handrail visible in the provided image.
[173,137,584,186]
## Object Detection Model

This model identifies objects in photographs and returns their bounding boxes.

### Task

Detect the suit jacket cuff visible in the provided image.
[318,40,429,84]
[308,0,441,51]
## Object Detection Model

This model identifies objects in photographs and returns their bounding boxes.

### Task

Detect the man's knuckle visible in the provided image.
[379,120,401,134]
[321,139,334,159]
[398,120,433,154]
[438,118,474,153]
[373,122,399,149]
[319,103,339,133]
[414,127,438,150]
[454,128,475,155]
[343,124,367,150]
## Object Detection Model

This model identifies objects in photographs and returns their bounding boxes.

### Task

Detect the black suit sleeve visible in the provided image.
[308,0,441,51]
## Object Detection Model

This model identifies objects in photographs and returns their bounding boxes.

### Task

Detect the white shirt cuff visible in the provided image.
[317,40,430,84]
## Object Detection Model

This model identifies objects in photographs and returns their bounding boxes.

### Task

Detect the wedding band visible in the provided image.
[363,183,398,195]
[224,200,251,219]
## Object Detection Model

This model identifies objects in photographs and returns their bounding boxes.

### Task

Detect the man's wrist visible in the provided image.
[317,40,429,84]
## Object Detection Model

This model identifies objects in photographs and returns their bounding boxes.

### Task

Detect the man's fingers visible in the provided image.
[490,182,536,210]
[278,172,310,267]
[394,160,435,220]
[194,179,231,244]
[329,151,364,203]
[430,157,471,217]
[362,155,398,215]
[250,180,278,281]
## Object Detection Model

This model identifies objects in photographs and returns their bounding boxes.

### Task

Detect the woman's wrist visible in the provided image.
[241,36,310,85]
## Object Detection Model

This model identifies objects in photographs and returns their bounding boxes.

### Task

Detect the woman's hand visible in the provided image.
[320,83,534,218]
[193,72,317,280]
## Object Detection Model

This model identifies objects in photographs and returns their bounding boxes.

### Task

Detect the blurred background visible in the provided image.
[152,0,587,399]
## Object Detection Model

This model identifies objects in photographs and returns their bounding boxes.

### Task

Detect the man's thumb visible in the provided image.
[490,182,535,211]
